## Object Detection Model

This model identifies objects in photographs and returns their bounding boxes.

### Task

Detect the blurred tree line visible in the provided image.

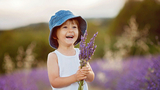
[0,23,51,74]
[107,0,160,41]
[105,0,160,57]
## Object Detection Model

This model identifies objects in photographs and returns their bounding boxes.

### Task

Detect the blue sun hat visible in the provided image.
[49,10,87,49]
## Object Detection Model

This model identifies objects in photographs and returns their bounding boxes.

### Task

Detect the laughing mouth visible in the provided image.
[66,36,74,39]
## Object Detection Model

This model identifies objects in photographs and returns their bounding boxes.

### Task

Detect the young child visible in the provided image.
[47,10,95,90]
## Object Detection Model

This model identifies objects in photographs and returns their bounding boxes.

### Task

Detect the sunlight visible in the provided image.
[69,0,99,7]
[0,0,126,29]
[9,0,25,10]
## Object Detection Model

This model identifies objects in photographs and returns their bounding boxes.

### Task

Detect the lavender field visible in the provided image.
[90,55,160,90]
[0,68,51,90]
[0,55,159,90]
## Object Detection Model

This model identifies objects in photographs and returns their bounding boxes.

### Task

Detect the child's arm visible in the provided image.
[47,52,87,88]
[80,62,95,82]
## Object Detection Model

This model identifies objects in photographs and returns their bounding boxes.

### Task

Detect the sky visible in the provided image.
[0,0,126,30]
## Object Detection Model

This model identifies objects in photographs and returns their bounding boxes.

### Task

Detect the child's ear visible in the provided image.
[53,36,57,39]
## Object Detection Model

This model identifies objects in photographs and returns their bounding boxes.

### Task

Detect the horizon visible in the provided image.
[0,18,113,31]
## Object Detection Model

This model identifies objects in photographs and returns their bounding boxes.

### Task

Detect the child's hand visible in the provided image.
[75,69,87,81]
[80,64,92,76]
[75,63,94,82]
[75,64,92,82]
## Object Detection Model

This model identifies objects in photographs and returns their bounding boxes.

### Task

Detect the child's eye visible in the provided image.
[63,26,67,28]
[73,26,77,28]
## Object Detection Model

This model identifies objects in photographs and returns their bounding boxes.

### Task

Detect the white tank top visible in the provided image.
[51,48,88,90]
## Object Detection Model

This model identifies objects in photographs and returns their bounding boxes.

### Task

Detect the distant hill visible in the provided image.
[107,0,160,42]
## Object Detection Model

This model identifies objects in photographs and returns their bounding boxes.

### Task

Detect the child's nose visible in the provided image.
[68,28,73,32]
[69,30,73,33]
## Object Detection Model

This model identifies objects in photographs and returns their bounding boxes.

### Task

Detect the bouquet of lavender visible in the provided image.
[78,31,98,90]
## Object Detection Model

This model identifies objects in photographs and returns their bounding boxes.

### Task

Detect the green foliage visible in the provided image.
[0,23,52,74]
[86,18,113,59]
[104,17,160,60]
[107,0,160,41]
[105,0,160,58]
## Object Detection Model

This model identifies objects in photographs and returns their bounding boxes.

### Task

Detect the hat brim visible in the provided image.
[49,15,87,49]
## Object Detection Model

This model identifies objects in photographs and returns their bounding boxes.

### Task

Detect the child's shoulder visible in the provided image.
[47,51,58,62]
[48,51,57,57]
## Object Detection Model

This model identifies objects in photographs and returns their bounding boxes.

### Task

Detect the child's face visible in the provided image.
[56,19,79,47]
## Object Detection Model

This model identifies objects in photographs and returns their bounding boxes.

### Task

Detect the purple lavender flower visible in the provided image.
[79,31,98,61]
[78,31,98,90]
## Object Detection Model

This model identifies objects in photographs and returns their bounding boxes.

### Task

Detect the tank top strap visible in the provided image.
[54,48,80,57]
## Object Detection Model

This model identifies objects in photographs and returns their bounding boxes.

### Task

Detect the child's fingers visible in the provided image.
[79,75,87,81]
[76,69,88,81]
[81,66,91,72]
[76,74,87,81]
[80,67,92,76]
[80,71,89,76]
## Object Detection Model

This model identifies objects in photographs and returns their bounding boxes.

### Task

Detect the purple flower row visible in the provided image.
[1,55,159,90]
[0,68,51,90]
[90,55,160,90]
